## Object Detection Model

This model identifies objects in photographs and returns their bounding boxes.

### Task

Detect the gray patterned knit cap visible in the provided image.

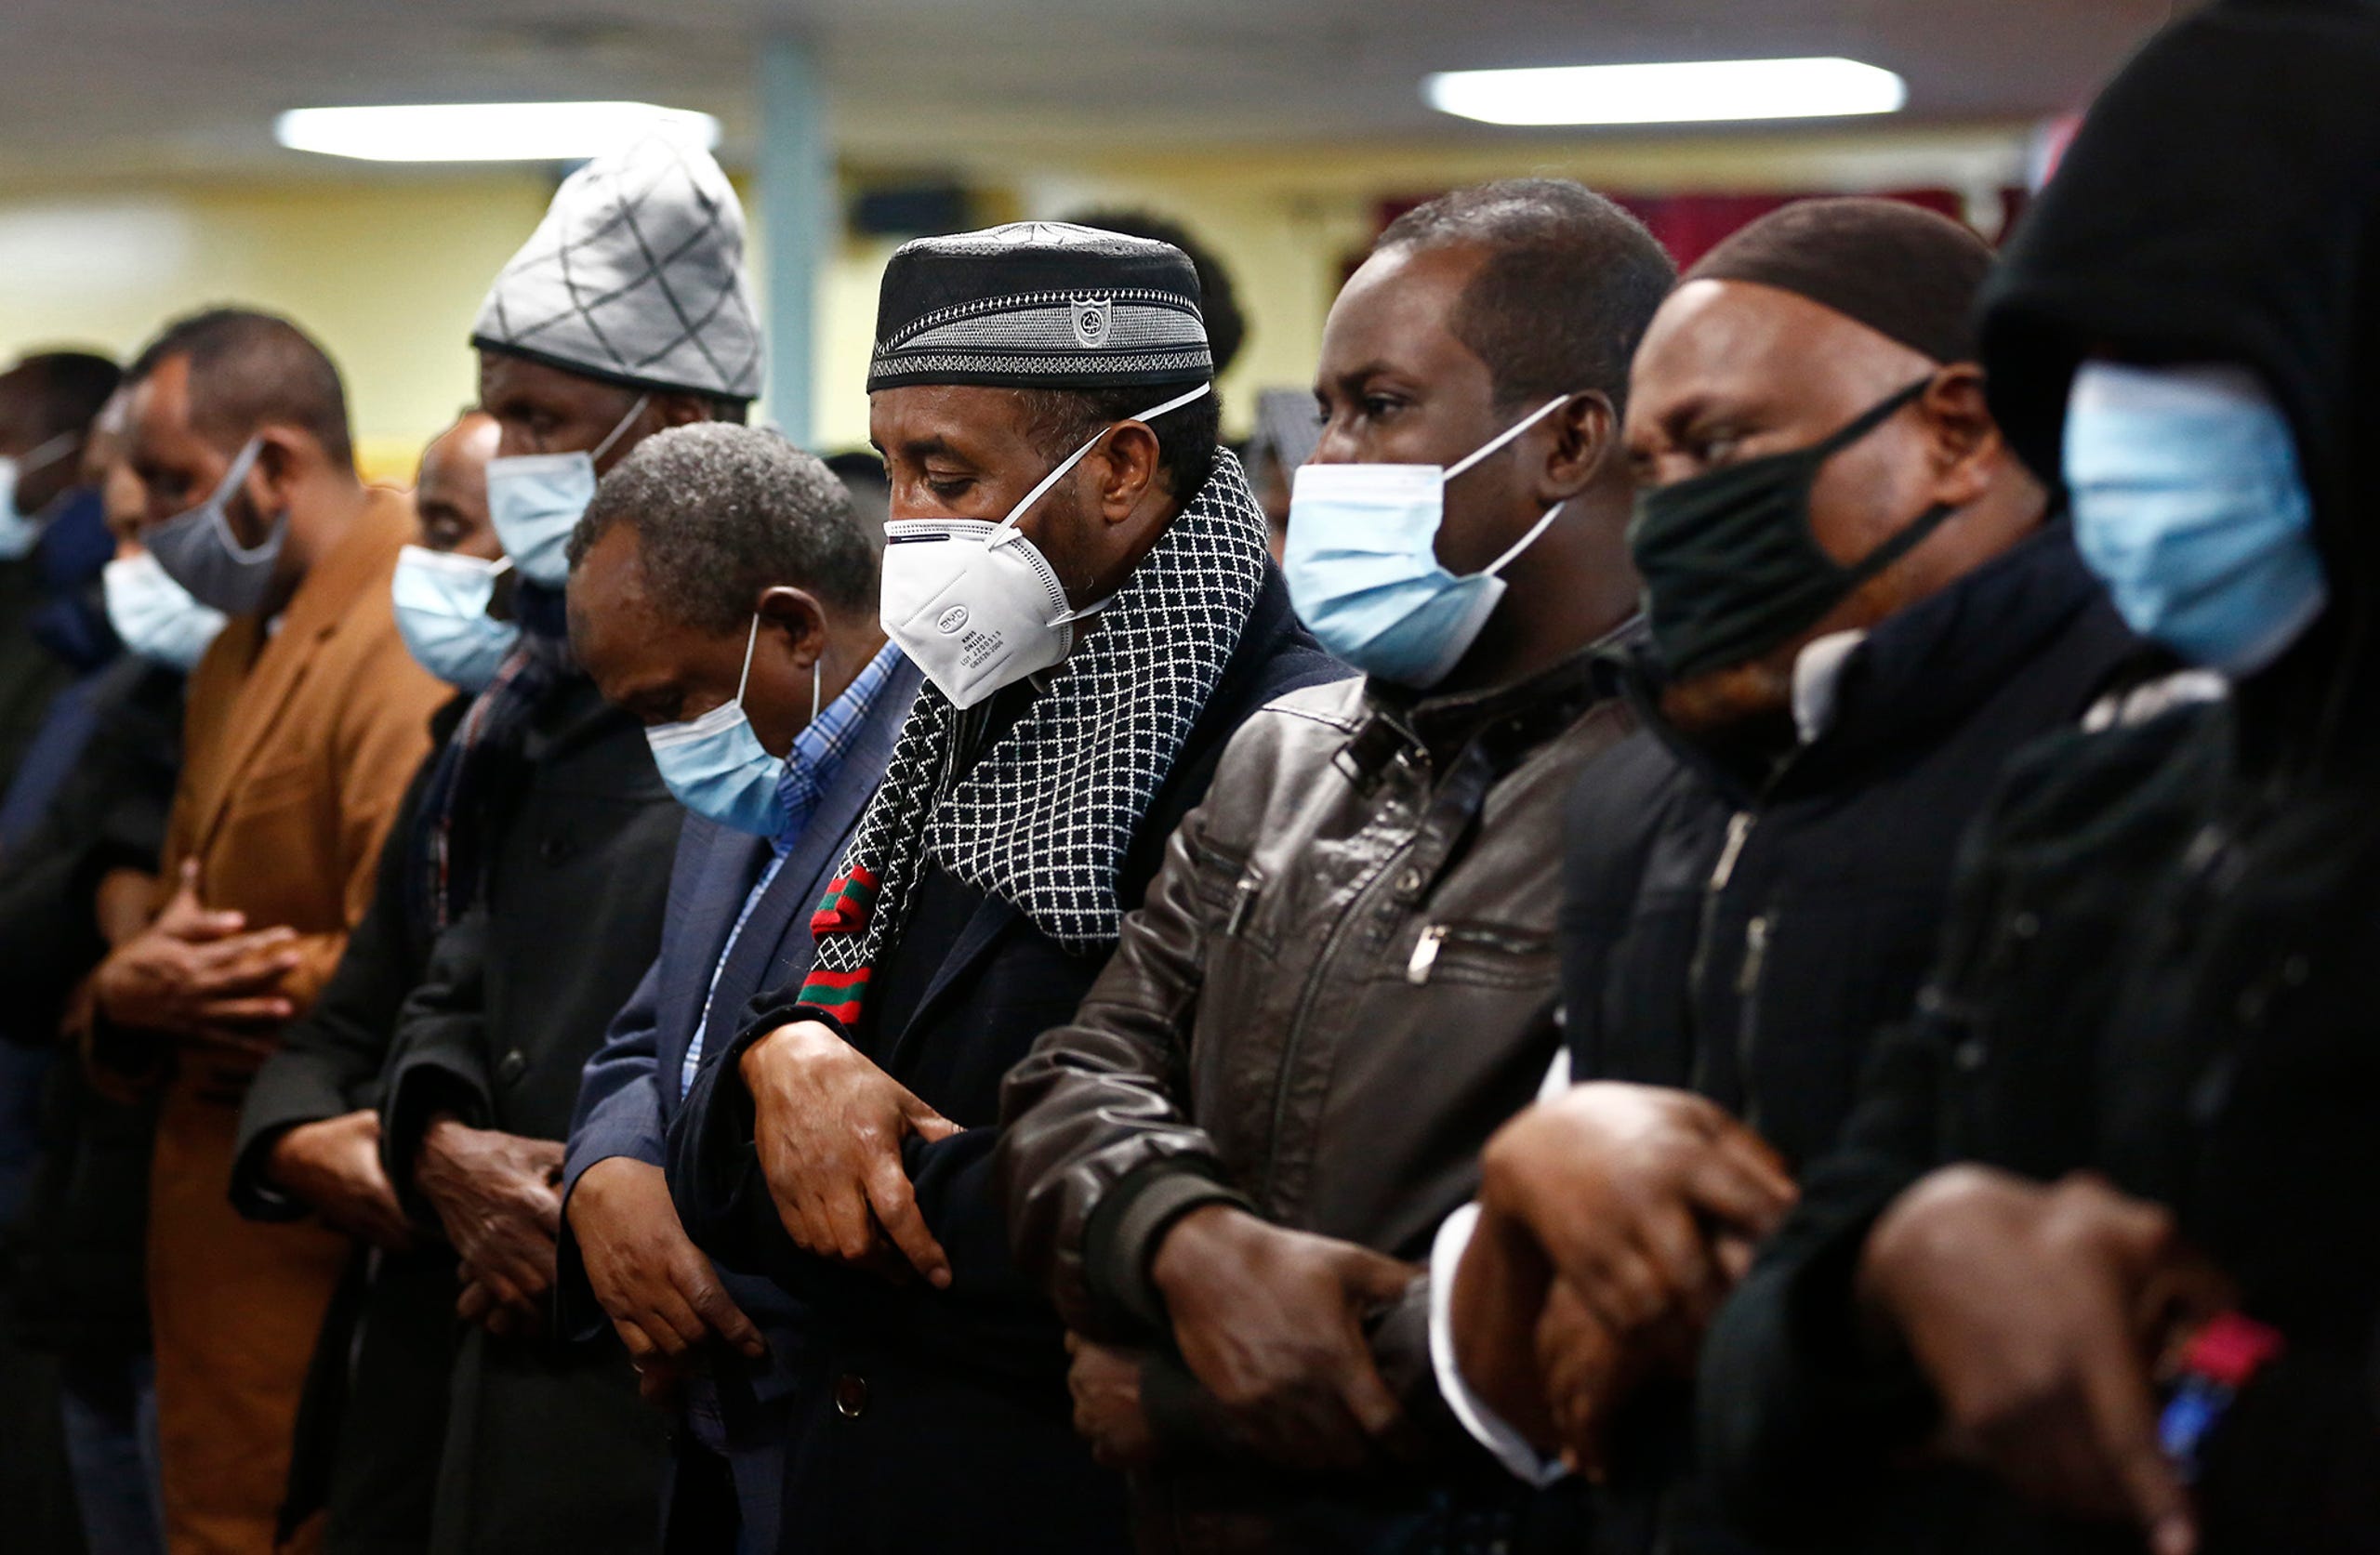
[472,135,763,402]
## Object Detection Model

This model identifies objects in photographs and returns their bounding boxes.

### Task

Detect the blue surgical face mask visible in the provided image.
[645,614,818,837]
[1283,395,1573,687]
[2065,361,2326,678]
[391,545,520,692]
[484,394,647,587]
[0,430,80,560]
[103,549,229,671]
[143,435,286,616]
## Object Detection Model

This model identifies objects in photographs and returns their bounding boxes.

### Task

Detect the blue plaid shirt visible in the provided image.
[681,640,906,1096]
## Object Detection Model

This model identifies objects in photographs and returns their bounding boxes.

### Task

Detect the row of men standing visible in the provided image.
[4,2,2376,1548]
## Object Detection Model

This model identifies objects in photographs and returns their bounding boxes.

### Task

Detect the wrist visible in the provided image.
[1150,1202,1258,1304]
[1449,1205,1553,1408]
[1854,1169,1979,1359]
[572,1155,654,1220]
[91,949,134,1010]
[740,1021,833,1087]
[1474,1110,1565,1232]
[264,1122,313,1186]
[416,1112,470,1182]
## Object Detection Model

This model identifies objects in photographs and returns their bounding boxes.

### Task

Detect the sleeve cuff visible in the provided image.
[1085,1160,1252,1333]
[552,1173,613,1346]
[1536,1046,1573,1102]
[562,1128,663,1200]
[734,999,840,1053]
[228,1123,310,1222]
[232,1061,366,1220]
[1427,1202,1570,1488]
[381,1061,493,1217]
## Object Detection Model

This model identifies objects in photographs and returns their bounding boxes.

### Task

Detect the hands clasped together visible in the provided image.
[738,1019,962,1287]
[1859,1166,2233,1555]
[1453,1082,2229,1555]
[416,1115,567,1338]
[93,859,300,1063]
[576,1014,965,1404]
[1453,1083,1797,1476]
[570,1156,766,1404]
[1063,1206,1422,1475]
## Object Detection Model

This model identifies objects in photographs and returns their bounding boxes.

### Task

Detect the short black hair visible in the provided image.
[1063,207,1247,376]
[571,424,879,631]
[0,351,123,441]
[1376,179,1676,415]
[822,449,891,545]
[1014,383,1222,504]
[126,308,354,467]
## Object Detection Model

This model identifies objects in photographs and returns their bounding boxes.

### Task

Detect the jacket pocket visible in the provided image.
[1400,919,1554,989]
[1190,833,1280,960]
[1183,828,1249,916]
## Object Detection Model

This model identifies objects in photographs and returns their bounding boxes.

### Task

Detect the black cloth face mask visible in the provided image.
[1629,376,1957,683]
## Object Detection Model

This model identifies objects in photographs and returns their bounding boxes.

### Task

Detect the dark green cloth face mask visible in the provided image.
[1629,376,1957,683]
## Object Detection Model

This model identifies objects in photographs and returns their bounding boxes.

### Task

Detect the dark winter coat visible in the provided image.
[668,570,1340,1554]
[1556,524,2137,1554]
[1702,5,2380,1550]
[377,672,681,1555]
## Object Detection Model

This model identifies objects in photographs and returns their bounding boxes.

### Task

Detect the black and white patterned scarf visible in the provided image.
[796,451,1268,1023]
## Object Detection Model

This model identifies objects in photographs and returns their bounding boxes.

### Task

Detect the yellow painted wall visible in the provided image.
[0,123,2030,481]
[0,175,556,481]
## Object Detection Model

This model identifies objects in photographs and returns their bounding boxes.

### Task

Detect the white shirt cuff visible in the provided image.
[1426,1202,1570,1488]
[1537,1045,1572,1101]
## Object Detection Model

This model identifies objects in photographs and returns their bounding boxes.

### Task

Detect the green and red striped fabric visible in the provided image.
[798,865,880,1021]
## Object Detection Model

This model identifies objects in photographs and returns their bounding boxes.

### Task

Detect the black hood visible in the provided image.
[1978,0,2380,769]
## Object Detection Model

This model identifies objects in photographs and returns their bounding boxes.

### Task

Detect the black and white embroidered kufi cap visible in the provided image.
[867,220,1211,393]
[472,135,763,403]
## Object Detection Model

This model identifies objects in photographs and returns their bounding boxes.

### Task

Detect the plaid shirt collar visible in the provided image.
[771,639,906,857]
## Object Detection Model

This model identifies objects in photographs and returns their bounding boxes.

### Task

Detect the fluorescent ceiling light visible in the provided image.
[275,102,721,163]
[1424,58,1907,126]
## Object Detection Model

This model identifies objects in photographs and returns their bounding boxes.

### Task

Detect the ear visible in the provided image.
[1538,392,1619,504]
[1087,422,1163,525]
[654,391,714,430]
[755,584,828,663]
[1919,365,2004,508]
[246,426,312,510]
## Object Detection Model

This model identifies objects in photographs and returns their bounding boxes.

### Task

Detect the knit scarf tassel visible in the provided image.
[797,865,880,1019]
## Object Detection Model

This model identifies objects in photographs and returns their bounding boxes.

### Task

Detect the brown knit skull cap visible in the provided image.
[1686,197,1994,364]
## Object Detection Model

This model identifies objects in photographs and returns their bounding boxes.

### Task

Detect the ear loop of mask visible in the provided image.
[1447,394,1579,579]
[1442,394,1574,483]
[1823,377,1953,588]
[206,437,278,562]
[983,379,1215,627]
[14,430,80,476]
[652,613,769,748]
[733,612,826,728]
[589,394,651,466]
[990,380,1214,547]
[732,613,759,709]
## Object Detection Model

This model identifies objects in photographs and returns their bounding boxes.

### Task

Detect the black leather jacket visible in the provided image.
[997,644,1636,1554]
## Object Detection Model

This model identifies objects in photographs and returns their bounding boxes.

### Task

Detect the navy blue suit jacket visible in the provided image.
[556,653,920,1536]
